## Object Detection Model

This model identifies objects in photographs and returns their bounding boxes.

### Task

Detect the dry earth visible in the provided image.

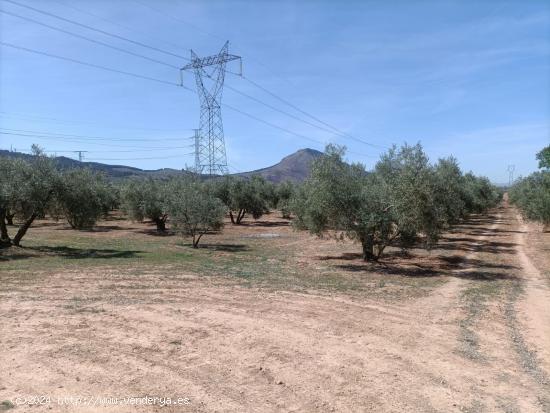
[0,200,549,412]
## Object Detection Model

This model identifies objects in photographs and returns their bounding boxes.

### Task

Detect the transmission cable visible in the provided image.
[0,9,180,69]
[0,127,193,142]
[1,0,189,61]
[238,75,389,149]
[0,41,184,88]
[1,42,378,159]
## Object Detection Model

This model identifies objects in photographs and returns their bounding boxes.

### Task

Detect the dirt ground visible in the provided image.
[0,200,549,412]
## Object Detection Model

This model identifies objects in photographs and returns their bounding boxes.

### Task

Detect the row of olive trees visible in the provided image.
[119,175,295,247]
[120,177,226,247]
[509,145,550,231]
[0,147,295,248]
[291,144,501,261]
[2,144,501,253]
[0,147,116,247]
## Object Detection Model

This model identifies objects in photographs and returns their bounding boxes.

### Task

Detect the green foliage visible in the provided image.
[276,180,295,219]
[121,178,168,231]
[292,143,501,261]
[433,157,466,226]
[510,171,550,227]
[0,147,62,246]
[536,145,550,170]
[56,169,113,229]
[165,179,225,248]
[210,175,269,224]
[462,173,501,214]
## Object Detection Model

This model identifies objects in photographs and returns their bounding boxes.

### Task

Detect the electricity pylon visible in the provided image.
[73,150,88,162]
[181,41,242,175]
[507,164,515,186]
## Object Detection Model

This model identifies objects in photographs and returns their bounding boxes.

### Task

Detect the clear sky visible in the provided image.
[0,0,549,183]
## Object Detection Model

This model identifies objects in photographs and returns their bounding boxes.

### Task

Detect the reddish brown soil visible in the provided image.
[0,202,549,412]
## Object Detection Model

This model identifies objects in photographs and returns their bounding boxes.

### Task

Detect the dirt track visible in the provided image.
[0,201,549,412]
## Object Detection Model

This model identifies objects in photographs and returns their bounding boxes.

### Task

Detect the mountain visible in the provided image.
[0,150,186,179]
[235,148,323,183]
[0,148,323,182]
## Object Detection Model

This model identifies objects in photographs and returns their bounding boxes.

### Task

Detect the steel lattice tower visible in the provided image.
[182,42,241,175]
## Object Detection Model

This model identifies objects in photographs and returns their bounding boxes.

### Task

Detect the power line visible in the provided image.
[238,75,389,149]
[5,2,362,147]
[0,41,184,87]
[41,147,194,153]
[194,62,388,150]
[1,3,384,154]
[1,41,379,159]
[86,154,193,161]
[0,128,193,142]
[16,150,193,162]
[128,0,295,88]
[1,0,189,61]
[0,9,180,69]
[48,0,191,57]
[1,132,192,149]
[0,111,190,133]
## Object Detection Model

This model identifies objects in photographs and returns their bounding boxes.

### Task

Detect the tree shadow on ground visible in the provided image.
[317,252,363,261]
[178,243,250,252]
[22,221,59,228]
[435,238,517,254]
[136,229,176,237]
[336,262,442,277]
[0,252,36,261]
[6,245,143,260]
[241,220,290,228]
[323,249,519,280]
[55,225,131,233]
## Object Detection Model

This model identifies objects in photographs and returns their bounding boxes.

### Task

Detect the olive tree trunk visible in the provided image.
[12,213,38,247]
[0,208,11,247]
[5,210,14,225]
[153,215,167,232]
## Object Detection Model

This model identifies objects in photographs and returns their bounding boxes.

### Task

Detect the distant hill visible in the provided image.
[235,148,323,183]
[0,148,323,182]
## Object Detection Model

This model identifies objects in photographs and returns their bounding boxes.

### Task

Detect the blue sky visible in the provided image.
[0,0,549,182]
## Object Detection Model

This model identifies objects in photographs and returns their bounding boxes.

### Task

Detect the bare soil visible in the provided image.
[0,201,549,412]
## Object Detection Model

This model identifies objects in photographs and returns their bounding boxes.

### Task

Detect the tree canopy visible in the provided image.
[292,144,500,261]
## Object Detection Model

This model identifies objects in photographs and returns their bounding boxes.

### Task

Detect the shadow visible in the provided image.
[27,221,61,228]
[336,262,442,277]
[435,240,517,254]
[54,225,131,233]
[196,243,249,252]
[439,255,519,270]
[136,229,175,237]
[316,252,363,261]
[0,253,36,262]
[24,245,142,259]
[102,215,128,222]
[241,220,290,228]
[455,270,519,281]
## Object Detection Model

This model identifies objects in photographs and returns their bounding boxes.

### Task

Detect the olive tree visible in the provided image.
[211,175,268,224]
[0,157,15,246]
[121,178,168,231]
[56,169,113,229]
[293,144,446,261]
[433,157,466,226]
[510,171,550,230]
[462,173,501,214]
[0,147,61,247]
[536,145,550,170]
[276,180,295,219]
[165,179,225,248]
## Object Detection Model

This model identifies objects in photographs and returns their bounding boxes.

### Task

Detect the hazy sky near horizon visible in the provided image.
[1,0,549,182]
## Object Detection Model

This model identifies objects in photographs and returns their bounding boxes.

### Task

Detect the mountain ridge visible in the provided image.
[0,148,323,182]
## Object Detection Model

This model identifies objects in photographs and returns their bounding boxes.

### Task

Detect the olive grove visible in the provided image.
[292,144,501,261]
